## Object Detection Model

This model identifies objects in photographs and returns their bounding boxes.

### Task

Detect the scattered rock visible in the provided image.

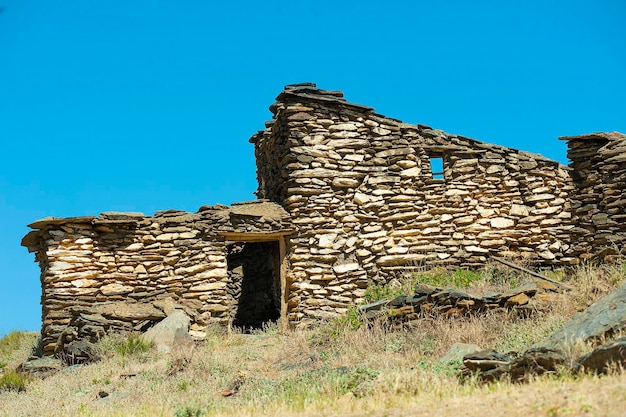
[540,282,626,348]
[143,311,193,354]
[575,337,626,374]
[65,340,100,363]
[464,283,626,382]
[439,343,481,364]
[462,349,511,373]
[359,282,553,324]
[506,347,566,382]
[18,357,64,377]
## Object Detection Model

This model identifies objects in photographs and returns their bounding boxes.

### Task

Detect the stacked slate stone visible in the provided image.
[252,83,576,327]
[21,200,293,357]
[359,281,559,325]
[561,132,626,260]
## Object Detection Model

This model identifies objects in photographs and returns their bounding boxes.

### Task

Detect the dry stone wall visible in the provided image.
[562,132,626,259]
[23,82,626,350]
[22,201,293,356]
[252,83,577,326]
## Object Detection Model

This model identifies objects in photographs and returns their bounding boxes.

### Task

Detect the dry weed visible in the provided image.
[1,263,625,416]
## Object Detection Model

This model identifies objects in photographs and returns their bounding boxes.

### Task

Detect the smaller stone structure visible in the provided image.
[21,201,293,356]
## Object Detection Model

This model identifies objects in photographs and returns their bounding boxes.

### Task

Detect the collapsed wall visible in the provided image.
[21,201,293,358]
[562,132,626,259]
[252,83,577,326]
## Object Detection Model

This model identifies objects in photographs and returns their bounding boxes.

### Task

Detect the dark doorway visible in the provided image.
[226,241,280,331]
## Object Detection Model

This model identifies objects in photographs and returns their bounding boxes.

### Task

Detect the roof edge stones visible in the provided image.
[271,83,566,167]
[558,131,626,142]
[276,82,375,113]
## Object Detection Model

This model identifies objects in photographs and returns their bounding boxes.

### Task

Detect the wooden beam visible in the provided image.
[218,230,294,242]
[279,236,289,331]
[492,256,571,291]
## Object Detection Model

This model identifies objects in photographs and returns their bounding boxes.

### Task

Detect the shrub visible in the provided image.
[0,332,27,355]
[310,307,363,347]
[116,334,153,356]
[97,333,153,358]
[174,405,205,417]
[364,282,405,303]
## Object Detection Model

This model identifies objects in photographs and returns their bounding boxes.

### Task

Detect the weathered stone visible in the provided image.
[143,311,192,354]
[93,302,166,321]
[509,204,530,217]
[332,177,360,188]
[506,293,530,306]
[333,263,359,274]
[101,283,134,296]
[575,337,626,374]
[18,357,65,376]
[490,217,514,229]
[541,282,626,348]
[189,282,226,292]
[439,343,482,364]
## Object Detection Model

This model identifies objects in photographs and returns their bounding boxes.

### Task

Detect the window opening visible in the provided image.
[430,156,444,180]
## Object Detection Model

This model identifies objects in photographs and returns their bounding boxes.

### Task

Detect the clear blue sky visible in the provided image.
[1,1,624,337]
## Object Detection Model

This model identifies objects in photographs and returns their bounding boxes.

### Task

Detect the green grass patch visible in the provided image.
[115,334,153,356]
[174,404,205,417]
[310,307,363,347]
[364,268,486,304]
[495,315,567,353]
[98,333,153,357]
[253,366,379,406]
[0,331,31,356]
[0,370,28,393]
[415,268,485,288]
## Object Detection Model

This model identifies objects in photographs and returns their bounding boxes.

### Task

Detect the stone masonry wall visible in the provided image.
[252,84,577,326]
[23,83,625,349]
[562,132,626,258]
[22,201,293,357]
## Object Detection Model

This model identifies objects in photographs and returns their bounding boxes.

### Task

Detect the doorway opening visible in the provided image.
[226,241,281,331]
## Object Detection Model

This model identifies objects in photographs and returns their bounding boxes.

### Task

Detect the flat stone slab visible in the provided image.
[576,336,626,374]
[19,357,64,376]
[540,282,626,348]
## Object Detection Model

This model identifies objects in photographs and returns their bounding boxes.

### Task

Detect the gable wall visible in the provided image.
[253,88,577,326]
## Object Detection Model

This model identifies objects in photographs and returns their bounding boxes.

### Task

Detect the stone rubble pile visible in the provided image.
[462,281,626,381]
[358,280,559,324]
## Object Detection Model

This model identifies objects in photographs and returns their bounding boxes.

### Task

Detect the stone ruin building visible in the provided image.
[22,83,626,358]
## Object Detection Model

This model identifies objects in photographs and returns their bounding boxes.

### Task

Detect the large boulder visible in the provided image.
[575,337,626,374]
[540,282,626,348]
[142,310,193,354]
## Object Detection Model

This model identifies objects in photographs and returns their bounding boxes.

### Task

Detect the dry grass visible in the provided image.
[0,331,38,371]
[1,262,625,416]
